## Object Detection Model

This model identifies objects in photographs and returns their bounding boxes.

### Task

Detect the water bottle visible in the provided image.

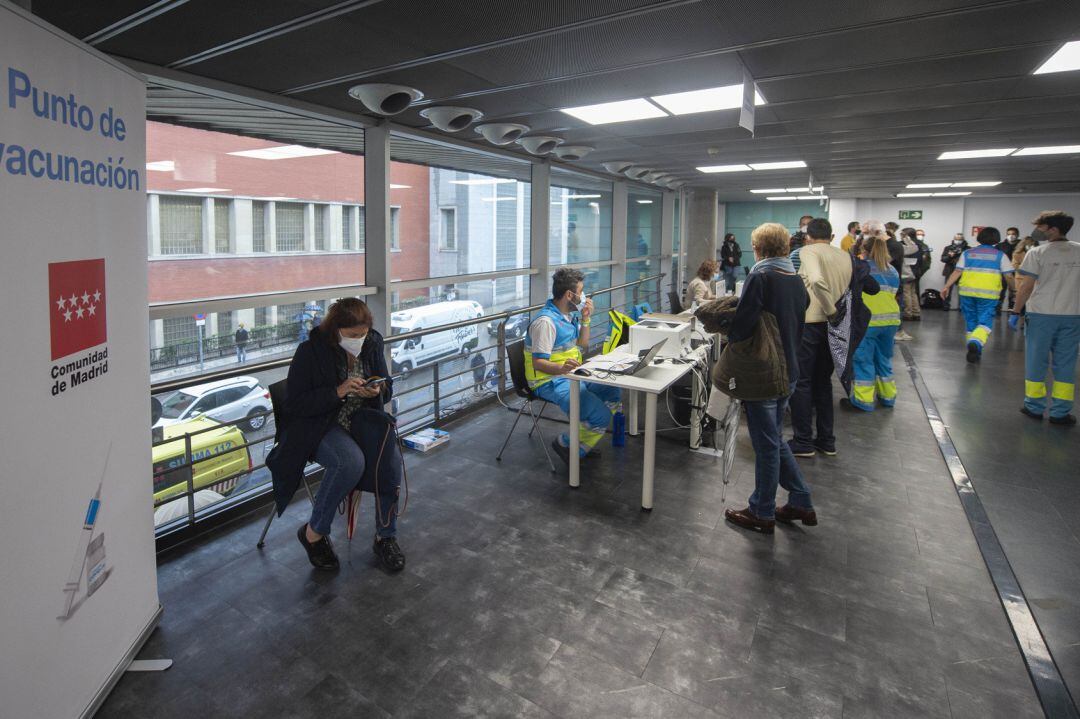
[612,410,626,447]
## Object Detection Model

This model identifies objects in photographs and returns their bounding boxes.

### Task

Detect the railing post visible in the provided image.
[184,432,195,528]
[432,362,441,420]
[496,320,507,395]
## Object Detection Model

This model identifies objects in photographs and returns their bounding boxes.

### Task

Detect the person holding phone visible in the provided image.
[267,297,406,573]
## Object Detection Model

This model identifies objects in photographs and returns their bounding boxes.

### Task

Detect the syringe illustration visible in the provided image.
[59,444,111,621]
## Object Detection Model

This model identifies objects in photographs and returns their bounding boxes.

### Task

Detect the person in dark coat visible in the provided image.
[939,233,970,311]
[266,297,405,572]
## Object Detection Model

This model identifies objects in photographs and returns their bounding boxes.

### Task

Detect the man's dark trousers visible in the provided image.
[789,322,835,453]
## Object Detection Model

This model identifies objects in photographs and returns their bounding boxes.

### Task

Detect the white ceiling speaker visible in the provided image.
[602,161,632,174]
[475,123,530,145]
[643,171,668,183]
[519,135,564,155]
[419,106,484,132]
[347,83,424,115]
[669,180,687,189]
[554,145,594,161]
[624,166,651,180]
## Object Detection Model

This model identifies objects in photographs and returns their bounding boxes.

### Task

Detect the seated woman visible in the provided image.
[684,259,720,308]
[268,297,405,572]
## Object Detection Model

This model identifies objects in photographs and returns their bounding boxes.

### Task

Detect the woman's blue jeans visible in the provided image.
[743,387,813,520]
[309,425,398,538]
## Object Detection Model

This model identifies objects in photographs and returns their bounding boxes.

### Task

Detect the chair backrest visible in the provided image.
[268,379,290,442]
[668,290,683,314]
[506,341,532,399]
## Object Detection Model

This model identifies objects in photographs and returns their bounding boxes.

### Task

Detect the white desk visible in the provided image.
[564,350,695,510]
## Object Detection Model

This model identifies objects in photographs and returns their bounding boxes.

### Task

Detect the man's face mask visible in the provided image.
[953,236,964,244]
[1007,234,1018,241]
[1031,228,1048,243]
[571,291,588,312]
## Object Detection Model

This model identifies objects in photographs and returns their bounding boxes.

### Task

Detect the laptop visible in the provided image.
[610,340,667,376]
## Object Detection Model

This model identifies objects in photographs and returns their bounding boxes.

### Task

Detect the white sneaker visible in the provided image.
[895,330,914,341]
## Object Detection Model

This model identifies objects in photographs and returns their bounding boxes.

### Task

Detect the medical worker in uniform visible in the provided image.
[941,227,1013,363]
[848,231,901,411]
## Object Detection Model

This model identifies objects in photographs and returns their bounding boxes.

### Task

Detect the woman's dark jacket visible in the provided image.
[727,269,809,388]
[720,240,742,269]
[266,326,393,516]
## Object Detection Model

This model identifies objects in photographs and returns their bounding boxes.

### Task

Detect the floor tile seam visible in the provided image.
[899,342,1080,719]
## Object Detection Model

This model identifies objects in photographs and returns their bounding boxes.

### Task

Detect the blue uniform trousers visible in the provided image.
[1024,314,1080,419]
[850,325,898,411]
[535,377,621,456]
[960,295,997,351]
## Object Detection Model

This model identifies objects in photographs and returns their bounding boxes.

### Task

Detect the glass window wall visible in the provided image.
[627,187,662,259]
[549,168,612,265]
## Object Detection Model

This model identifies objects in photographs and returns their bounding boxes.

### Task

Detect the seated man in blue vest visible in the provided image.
[525,268,621,465]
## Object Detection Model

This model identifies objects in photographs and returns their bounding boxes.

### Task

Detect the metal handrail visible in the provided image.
[150,273,664,394]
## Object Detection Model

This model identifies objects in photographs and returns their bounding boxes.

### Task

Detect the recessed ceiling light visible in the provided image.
[565,194,602,199]
[906,183,953,188]
[176,187,230,193]
[560,99,667,125]
[932,191,972,196]
[767,196,798,201]
[896,193,933,197]
[697,164,752,173]
[389,184,411,189]
[938,148,1016,160]
[228,145,338,160]
[449,178,516,185]
[636,200,654,204]
[750,188,787,194]
[1012,145,1080,156]
[649,84,768,115]
[146,160,174,172]
[749,160,807,170]
[797,195,828,200]
[1034,40,1080,75]
[951,181,1002,187]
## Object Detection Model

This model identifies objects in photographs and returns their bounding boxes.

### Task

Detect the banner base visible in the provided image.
[80,604,163,719]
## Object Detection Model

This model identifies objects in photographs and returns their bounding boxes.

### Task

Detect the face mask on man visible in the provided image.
[799,224,808,233]
[1030,228,1047,243]
[953,237,964,245]
[916,233,925,241]
[339,333,366,356]
[571,291,588,312]
[1006,234,1018,241]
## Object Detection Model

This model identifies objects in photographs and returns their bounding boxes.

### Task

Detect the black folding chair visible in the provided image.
[496,341,556,472]
[668,290,684,314]
[256,379,316,548]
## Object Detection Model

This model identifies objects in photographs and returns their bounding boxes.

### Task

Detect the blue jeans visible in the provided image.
[309,425,398,538]
[236,345,247,362]
[745,386,813,520]
[1024,314,1080,419]
[722,267,741,294]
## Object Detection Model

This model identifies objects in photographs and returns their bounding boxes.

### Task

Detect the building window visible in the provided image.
[439,207,456,251]
[159,195,203,255]
[314,204,326,251]
[342,205,353,250]
[255,306,268,327]
[162,316,198,345]
[390,206,401,250]
[217,310,233,337]
[252,200,266,253]
[275,202,304,252]
[358,205,366,252]
[214,198,231,254]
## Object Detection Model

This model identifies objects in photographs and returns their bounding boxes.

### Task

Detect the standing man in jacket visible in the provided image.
[940,233,969,311]
[840,222,860,253]
[1013,211,1080,426]
[789,218,852,458]
[234,323,249,363]
[720,233,743,294]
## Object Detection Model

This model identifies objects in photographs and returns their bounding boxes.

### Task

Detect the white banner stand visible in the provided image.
[0,3,164,717]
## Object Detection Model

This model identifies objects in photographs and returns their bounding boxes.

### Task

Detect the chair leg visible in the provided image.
[257,473,318,549]
[528,402,547,438]
[528,401,557,473]
[496,402,529,461]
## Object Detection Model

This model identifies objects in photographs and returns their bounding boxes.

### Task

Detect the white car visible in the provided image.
[153,376,272,432]
[390,300,483,377]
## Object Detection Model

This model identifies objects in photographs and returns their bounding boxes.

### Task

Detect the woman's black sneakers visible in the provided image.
[297,524,339,570]
[373,536,406,572]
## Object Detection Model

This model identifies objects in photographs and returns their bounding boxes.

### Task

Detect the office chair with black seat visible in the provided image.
[668,290,683,314]
[495,341,557,472]
[256,379,316,548]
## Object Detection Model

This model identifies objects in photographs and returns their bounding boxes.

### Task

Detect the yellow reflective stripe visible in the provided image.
[958,288,1001,299]
[869,317,902,327]
[970,326,991,344]
[579,426,605,450]
[876,378,898,400]
[853,385,876,403]
[1052,382,1075,401]
[525,346,582,388]
[1025,380,1047,399]
[864,292,900,316]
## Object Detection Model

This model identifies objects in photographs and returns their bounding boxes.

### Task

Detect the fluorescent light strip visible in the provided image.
[906,183,952,188]
[560,98,667,125]
[896,193,933,197]
[177,187,230,193]
[951,181,1001,187]
[751,188,787,194]
[932,191,972,196]
[146,160,174,172]
[797,196,828,201]
[564,194,601,199]
[449,178,516,185]
[228,145,338,160]
[697,164,752,173]
[749,160,807,170]
[649,84,769,115]
[938,148,1016,160]
[1012,145,1080,156]
[1034,41,1080,75]
[636,200,654,204]
[389,184,411,189]
[766,196,798,201]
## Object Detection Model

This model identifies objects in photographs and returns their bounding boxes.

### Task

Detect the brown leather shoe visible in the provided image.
[775,505,818,526]
[724,507,775,534]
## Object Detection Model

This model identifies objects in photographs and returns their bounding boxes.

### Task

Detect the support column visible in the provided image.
[233,198,253,254]
[202,197,214,255]
[147,194,161,257]
[303,203,316,252]
[364,123,392,336]
[266,202,277,252]
[610,179,628,307]
[329,204,343,251]
[686,188,718,284]
[529,161,551,306]
[660,191,675,306]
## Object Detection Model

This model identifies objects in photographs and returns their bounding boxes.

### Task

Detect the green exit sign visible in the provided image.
[899,210,923,220]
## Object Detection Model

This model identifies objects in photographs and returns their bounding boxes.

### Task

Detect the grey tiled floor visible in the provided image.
[99,322,1049,718]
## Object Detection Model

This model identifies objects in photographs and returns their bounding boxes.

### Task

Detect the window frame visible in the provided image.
[438,206,457,251]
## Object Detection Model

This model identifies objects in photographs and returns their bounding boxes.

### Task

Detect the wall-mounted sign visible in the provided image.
[899,210,923,220]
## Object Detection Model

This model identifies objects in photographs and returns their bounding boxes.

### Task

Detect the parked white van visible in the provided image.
[390,300,484,376]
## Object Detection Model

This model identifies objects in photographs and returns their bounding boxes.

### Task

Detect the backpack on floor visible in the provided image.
[920,289,944,309]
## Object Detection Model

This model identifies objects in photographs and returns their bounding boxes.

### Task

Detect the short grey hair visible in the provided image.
[552,267,585,299]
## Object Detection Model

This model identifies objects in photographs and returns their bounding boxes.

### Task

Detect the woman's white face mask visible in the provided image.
[339,332,367,356]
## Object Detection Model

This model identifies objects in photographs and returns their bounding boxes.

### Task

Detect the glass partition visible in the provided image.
[549,168,613,265]
[627,187,662,259]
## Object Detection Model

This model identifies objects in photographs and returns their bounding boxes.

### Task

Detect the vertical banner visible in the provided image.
[0,3,160,718]
[738,68,756,136]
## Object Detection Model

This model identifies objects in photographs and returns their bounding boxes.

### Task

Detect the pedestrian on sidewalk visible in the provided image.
[234,324,249,363]
[941,227,1013,363]
[1012,211,1080,426]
